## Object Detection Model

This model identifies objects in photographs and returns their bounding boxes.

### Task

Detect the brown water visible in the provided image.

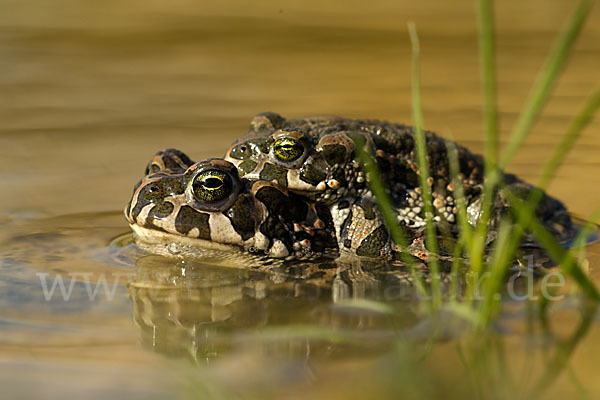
[1,0,600,399]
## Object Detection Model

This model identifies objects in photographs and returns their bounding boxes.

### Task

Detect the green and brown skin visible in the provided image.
[224,113,577,257]
[125,156,337,259]
[127,150,433,260]
[126,113,576,262]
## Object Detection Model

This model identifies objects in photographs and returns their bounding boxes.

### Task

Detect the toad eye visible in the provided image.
[272,137,305,163]
[192,170,233,203]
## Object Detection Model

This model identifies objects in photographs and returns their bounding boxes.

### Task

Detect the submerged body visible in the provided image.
[125,113,576,261]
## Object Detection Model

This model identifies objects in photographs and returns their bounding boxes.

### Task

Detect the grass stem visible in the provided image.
[408,22,442,309]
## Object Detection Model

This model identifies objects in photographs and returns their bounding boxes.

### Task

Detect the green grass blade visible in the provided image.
[537,204,600,314]
[469,0,595,302]
[490,85,600,315]
[446,140,479,303]
[506,192,600,300]
[355,145,429,301]
[408,22,442,309]
[446,140,474,249]
[537,86,600,190]
[477,0,499,171]
[473,0,500,284]
[355,147,409,249]
[528,301,598,399]
[514,85,600,253]
[485,84,600,320]
[450,241,463,303]
[499,0,594,168]
[476,217,518,326]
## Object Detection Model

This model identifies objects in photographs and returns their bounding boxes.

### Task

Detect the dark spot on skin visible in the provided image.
[343,239,352,248]
[357,198,377,220]
[256,140,270,154]
[175,206,210,239]
[313,234,339,254]
[300,163,327,186]
[131,187,161,220]
[255,186,308,222]
[143,201,175,232]
[333,168,346,184]
[310,204,338,253]
[254,186,313,253]
[255,186,291,212]
[226,195,256,241]
[257,212,291,255]
[131,176,186,220]
[164,178,185,195]
[392,161,420,188]
[337,200,350,209]
[149,202,174,218]
[320,144,347,166]
[316,204,334,227]
[238,159,258,175]
[259,163,288,187]
[371,136,389,151]
[356,225,388,257]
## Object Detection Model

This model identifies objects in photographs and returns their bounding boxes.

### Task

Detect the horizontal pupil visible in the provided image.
[202,177,223,189]
[278,143,300,151]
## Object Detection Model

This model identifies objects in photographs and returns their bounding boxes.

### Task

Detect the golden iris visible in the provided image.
[272,137,304,162]
[192,170,232,203]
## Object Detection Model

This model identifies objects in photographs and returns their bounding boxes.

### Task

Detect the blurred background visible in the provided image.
[1,0,599,219]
